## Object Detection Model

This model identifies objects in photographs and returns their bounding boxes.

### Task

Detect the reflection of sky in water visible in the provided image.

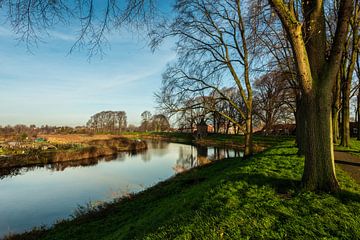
[0,141,241,236]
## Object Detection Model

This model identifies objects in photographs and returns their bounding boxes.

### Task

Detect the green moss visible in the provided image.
[8,140,360,240]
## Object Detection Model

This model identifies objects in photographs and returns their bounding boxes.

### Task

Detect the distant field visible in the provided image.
[39,134,123,144]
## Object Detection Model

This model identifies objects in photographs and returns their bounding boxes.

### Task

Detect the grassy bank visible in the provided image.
[121,132,292,150]
[9,141,360,240]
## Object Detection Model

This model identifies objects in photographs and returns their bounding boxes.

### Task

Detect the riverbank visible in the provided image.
[120,132,292,150]
[6,141,360,240]
[1,131,276,170]
[0,137,147,169]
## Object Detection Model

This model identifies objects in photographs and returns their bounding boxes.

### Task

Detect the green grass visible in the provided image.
[335,138,360,157]
[10,141,360,240]
[199,133,293,146]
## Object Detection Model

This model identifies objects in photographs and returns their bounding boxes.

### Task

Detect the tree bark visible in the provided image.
[332,73,341,143]
[340,2,359,145]
[295,94,305,155]
[340,73,351,147]
[301,90,339,192]
[244,113,253,157]
[269,0,353,192]
[358,92,360,140]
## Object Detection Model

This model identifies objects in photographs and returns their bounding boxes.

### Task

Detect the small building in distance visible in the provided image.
[195,119,208,138]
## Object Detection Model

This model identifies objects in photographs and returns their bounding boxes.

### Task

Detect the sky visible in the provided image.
[0,2,176,127]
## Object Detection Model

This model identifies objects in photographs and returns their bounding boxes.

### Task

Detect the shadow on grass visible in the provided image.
[335,160,360,167]
[336,149,360,154]
[223,172,300,194]
[335,190,360,203]
[261,153,298,157]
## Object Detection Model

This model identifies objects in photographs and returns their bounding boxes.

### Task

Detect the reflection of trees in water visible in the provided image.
[173,145,243,174]
[141,151,151,162]
[0,167,31,179]
[143,141,170,161]
[149,141,170,149]
[0,151,140,179]
[196,146,211,166]
[0,143,243,178]
[174,145,196,173]
[208,147,243,160]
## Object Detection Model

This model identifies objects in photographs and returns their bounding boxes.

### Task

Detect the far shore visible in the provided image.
[0,136,147,169]
[0,132,287,170]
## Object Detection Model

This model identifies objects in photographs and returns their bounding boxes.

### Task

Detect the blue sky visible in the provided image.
[0,6,176,127]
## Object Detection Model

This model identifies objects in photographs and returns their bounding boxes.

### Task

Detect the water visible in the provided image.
[0,141,242,237]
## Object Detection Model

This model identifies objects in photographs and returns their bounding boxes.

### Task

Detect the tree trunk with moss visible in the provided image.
[301,89,338,191]
[269,0,353,192]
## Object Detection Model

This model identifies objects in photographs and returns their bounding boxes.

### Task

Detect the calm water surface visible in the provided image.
[0,141,242,237]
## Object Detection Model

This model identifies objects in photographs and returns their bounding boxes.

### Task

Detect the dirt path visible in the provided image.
[334,151,360,184]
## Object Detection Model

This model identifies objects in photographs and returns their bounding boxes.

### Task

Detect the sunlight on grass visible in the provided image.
[7,141,360,240]
[335,138,360,157]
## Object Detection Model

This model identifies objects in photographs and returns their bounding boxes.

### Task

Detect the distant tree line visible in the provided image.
[139,111,171,132]
[0,110,171,140]
[0,125,89,141]
[86,111,127,133]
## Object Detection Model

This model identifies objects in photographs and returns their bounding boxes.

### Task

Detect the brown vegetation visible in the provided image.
[0,135,147,169]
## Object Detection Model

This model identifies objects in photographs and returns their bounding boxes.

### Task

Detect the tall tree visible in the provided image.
[339,1,359,146]
[253,71,295,133]
[140,111,153,132]
[269,0,354,191]
[87,111,127,132]
[153,0,255,156]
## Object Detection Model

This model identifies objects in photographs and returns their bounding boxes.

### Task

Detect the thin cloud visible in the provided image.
[48,30,77,42]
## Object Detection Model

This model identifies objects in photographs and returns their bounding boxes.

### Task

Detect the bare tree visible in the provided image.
[151,114,170,132]
[2,0,159,56]
[253,71,295,133]
[86,110,127,133]
[339,1,359,146]
[153,0,255,156]
[140,110,152,132]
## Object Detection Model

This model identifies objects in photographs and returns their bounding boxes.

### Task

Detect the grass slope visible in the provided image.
[10,141,360,240]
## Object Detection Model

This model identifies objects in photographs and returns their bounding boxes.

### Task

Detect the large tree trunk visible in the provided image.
[244,112,253,157]
[295,93,305,155]
[341,4,359,145]
[301,91,339,192]
[340,65,351,147]
[332,74,341,143]
[358,92,360,140]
